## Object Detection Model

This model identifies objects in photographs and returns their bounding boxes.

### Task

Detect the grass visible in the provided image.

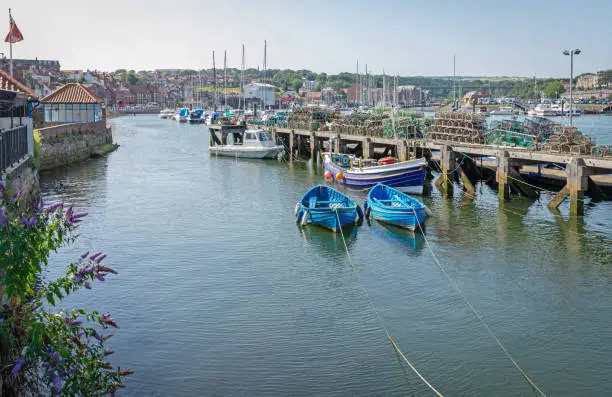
[90,144,119,158]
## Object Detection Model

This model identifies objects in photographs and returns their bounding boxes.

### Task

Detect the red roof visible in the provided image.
[0,68,38,100]
[41,83,103,104]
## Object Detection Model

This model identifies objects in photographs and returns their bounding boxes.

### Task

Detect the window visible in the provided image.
[245,133,256,140]
[259,132,272,142]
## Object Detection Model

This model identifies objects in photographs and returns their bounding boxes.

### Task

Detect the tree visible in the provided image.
[0,183,131,395]
[542,80,565,98]
[126,72,138,85]
[77,76,86,84]
[292,79,303,92]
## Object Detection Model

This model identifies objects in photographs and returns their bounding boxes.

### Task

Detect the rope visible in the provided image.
[410,208,548,397]
[334,211,445,397]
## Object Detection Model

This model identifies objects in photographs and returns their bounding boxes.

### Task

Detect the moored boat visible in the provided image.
[209,129,284,159]
[174,108,190,122]
[489,106,516,115]
[158,109,174,119]
[323,152,427,194]
[364,183,427,231]
[188,109,205,124]
[295,185,363,232]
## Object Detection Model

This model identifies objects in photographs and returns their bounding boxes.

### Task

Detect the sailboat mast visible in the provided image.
[241,44,245,112]
[212,50,217,111]
[382,69,386,107]
[223,50,227,108]
[356,60,359,106]
[453,55,456,107]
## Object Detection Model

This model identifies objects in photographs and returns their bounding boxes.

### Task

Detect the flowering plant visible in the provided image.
[0,181,130,396]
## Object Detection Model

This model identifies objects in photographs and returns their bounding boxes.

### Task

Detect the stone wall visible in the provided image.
[37,122,114,172]
[2,156,40,208]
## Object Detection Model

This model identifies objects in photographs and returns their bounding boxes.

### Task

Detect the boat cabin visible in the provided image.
[243,130,276,147]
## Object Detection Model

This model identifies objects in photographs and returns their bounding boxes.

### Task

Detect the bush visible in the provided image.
[0,182,131,396]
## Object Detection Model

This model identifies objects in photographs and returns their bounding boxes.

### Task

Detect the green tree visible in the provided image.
[126,71,138,85]
[77,76,86,84]
[542,80,565,98]
[292,79,303,92]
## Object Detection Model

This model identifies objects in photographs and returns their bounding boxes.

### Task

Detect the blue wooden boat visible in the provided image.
[295,185,363,232]
[364,183,428,231]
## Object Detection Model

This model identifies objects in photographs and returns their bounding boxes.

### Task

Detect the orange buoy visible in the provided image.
[335,172,344,180]
[324,170,333,179]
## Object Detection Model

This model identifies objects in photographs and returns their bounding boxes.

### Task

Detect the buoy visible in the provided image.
[324,170,333,179]
[335,172,344,180]
[378,157,397,166]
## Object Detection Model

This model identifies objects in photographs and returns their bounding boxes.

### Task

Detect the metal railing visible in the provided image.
[0,125,28,174]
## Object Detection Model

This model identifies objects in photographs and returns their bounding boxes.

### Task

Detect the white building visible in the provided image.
[302,80,316,91]
[244,83,276,107]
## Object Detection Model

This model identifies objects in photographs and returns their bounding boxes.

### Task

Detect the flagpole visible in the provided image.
[9,8,12,77]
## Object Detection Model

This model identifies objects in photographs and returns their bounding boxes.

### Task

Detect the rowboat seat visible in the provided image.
[308,196,318,209]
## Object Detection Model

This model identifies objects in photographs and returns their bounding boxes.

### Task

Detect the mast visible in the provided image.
[534,74,537,103]
[241,44,245,112]
[365,65,368,106]
[382,69,386,107]
[212,50,217,111]
[263,40,267,109]
[453,55,456,108]
[356,60,359,106]
[223,50,227,108]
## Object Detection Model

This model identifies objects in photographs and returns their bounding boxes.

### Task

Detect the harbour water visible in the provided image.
[41,116,611,396]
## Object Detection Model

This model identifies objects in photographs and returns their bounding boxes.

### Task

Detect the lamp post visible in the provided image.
[562,48,581,126]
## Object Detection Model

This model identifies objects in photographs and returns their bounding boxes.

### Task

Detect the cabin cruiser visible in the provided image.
[188,109,205,124]
[528,104,558,117]
[209,129,283,159]
[489,106,516,115]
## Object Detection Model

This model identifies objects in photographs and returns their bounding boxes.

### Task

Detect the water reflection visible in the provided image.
[368,221,425,253]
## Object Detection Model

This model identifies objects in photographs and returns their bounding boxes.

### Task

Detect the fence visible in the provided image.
[0,125,28,174]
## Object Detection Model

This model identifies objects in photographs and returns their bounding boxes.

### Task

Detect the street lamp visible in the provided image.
[562,48,581,126]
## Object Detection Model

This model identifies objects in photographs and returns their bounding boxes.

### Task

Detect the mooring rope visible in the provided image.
[410,208,548,397]
[334,211,445,397]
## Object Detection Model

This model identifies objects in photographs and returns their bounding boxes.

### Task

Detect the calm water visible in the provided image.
[40,116,611,396]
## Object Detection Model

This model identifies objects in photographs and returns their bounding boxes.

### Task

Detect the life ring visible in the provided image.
[377,157,397,166]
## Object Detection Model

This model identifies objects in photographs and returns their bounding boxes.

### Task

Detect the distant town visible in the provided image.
[0,57,610,110]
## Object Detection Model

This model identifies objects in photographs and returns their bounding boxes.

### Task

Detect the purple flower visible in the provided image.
[44,201,64,213]
[52,351,59,365]
[51,373,62,392]
[89,252,103,261]
[73,273,83,283]
[0,210,7,229]
[80,251,89,259]
[10,358,25,376]
[33,200,43,214]
[72,211,88,219]
[102,312,111,319]
[0,180,5,191]
[93,332,103,341]
[84,281,91,289]
[9,190,22,202]
[96,273,106,282]
[0,317,4,323]
[82,266,95,275]
[94,253,107,264]
[104,348,114,356]
[19,216,37,228]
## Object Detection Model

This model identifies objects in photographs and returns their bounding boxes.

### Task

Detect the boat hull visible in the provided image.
[324,157,426,194]
[304,207,357,231]
[296,184,361,232]
[366,183,427,231]
[210,146,283,159]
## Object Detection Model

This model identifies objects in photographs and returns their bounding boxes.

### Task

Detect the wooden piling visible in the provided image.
[496,151,510,201]
[436,145,455,196]
[289,130,295,161]
[567,158,588,216]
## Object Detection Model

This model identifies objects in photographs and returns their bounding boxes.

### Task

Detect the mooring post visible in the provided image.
[309,132,317,159]
[334,135,345,154]
[567,157,588,216]
[396,140,408,161]
[362,137,373,160]
[424,150,433,179]
[435,145,454,196]
[458,154,476,195]
[289,130,295,161]
[496,150,511,201]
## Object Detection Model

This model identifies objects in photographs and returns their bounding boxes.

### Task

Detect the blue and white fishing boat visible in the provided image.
[174,108,190,122]
[295,185,363,232]
[323,153,427,194]
[364,183,428,231]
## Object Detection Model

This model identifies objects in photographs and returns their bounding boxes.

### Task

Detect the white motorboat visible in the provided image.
[209,129,284,159]
[528,104,559,117]
[158,109,174,119]
[489,106,516,115]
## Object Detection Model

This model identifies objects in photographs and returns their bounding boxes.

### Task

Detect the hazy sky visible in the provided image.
[4,0,611,77]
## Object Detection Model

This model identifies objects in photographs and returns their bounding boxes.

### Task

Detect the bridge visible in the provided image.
[209,123,612,216]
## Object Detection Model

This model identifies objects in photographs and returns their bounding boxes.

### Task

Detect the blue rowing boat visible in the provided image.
[295,185,363,232]
[364,183,428,231]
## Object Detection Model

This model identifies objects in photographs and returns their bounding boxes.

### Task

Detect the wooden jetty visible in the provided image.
[208,123,612,216]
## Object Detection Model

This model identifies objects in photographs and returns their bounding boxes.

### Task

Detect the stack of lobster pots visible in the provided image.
[427,111,488,144]
[541,126,594,155]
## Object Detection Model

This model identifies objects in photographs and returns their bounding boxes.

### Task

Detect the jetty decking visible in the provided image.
[208,124,612,216]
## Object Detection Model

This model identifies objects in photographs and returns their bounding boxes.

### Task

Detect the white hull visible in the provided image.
[210,145,283,159]
[396,185,424,195]
[175,115,188,122]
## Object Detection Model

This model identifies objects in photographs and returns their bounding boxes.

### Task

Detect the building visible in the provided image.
[41,83,104,123]
[244,83,276,107]
[7,59,60,71]
[0,68,38,102]
[576,74,598,90]
[302,80,316,91]
[115,88,136,107]
[398,85,426,106]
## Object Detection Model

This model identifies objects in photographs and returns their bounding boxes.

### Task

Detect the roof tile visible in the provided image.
[41,83,103,104]
[0,69,38,100]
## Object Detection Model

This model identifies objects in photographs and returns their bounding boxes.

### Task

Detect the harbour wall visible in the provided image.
[2,156,40,208]
[37,122,115,172]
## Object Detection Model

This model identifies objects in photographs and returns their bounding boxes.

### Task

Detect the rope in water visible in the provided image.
[333,211,445,397]
[410,207,548,397]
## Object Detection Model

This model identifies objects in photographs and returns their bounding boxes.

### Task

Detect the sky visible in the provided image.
[4,0,611,77]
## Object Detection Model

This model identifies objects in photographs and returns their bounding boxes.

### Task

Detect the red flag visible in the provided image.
[5,15,24,44]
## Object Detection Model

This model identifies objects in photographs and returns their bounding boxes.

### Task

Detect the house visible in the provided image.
[302,80,316,91]
[576,74,598,90]
[0,89,34,178]
[244,83,276,107]
[40,83,104,123]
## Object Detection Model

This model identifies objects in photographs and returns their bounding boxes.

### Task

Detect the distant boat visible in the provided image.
[158,109,174,119]
[323,152,427,194]
[365,183,427,231]
[528,104,558,117]
[188,109,205,124]
[295,185,363,232]
[209,129,284,159]
[490,106,516,115]
[175,108,190,122]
